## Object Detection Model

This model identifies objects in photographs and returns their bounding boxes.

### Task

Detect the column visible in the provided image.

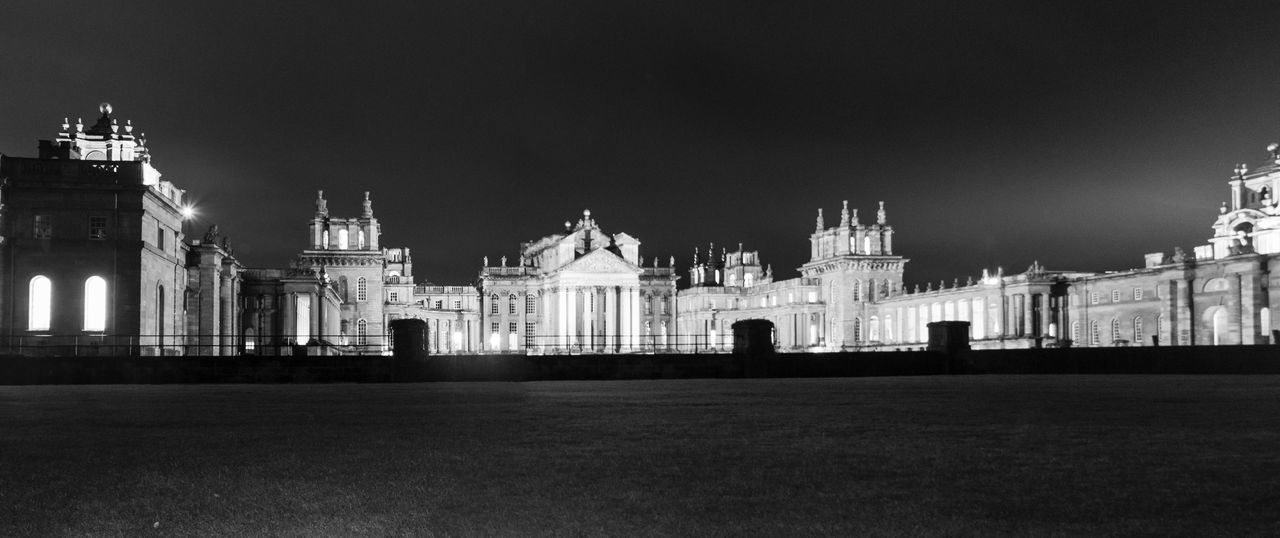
[620,287,631,351]
[604,287,616,352]
[558,288,568,349]
[629,287,641,349]
[567,287,577,350]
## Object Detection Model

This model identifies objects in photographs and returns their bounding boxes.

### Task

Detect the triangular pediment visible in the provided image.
[557,248,642,275]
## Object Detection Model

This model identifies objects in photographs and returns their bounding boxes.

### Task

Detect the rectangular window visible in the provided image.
[33,215,52,239]
[1090,292,1099,305]
[526,296,536,314]
[89,216,107,240]
[509,322,517,333]
[491,322,499,333]
[388,291,399,303]
[1133,287,1143,300]
[662,299,670,315]
[434,300,443,309]
[156,225,166,251]
[453,300,461,309]
[1111,290,1120,303]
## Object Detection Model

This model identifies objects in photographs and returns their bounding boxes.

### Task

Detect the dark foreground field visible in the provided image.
[2,376,1277,536]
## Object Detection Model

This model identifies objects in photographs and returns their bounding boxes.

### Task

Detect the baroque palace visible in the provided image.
[1,104,1276,355]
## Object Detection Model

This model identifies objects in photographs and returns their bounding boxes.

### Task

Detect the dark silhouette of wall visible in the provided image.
[0,346,1277,385]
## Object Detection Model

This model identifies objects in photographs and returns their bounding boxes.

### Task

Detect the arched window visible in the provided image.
[358,229,366,249]
[28,276,51,331]
[863,236,871,254]
[727,273,737,286]
[490,295,499,315]
[1110,318,1121,344]
[744,274,754,287]
[1212,308,1226,345]
[81,276,108,332]
[508,295,517,315]
[852,279,862,302]
[884,315,894,343]
[1157,314,1166,344]
[357,319,368,345]
[1133,317,1143,345]
[322,230,329,249]
[853,317,862,343]
[1070,321,1080,343]
[356,277,368,302]
[1089,320,1100,346]
[337,229,349,249]
[869,316,880,341]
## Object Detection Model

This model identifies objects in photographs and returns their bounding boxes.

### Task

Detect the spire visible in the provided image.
[839,200,850,227]
[315,190,328,218]
[877,201,887,225]
[693,246,700,266]
[815,208,825,232]
[361,191,373,218]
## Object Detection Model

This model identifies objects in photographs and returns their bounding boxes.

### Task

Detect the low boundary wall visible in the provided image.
[0,346,1277,385]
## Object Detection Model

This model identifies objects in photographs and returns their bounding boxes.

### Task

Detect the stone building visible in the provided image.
[0,104,238,355]
[676,202,904,350]
[478,210,679,353]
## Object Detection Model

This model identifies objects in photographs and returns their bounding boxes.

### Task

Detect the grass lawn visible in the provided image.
[1,376,1278,536]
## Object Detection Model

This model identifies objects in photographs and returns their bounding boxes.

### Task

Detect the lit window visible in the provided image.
[357,319,367,345]
[89,216,107,239]
[28,276,51,331]
[808,291,817,303]
[83,276,107,331]
[338,229,349,249]
[358,229,366,249]
[33,215,52,239]
[357,277,368,301]
[322,230,329,249]
[744,274,754,287]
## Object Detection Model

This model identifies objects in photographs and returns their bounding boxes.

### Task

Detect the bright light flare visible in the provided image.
[181,206,195,220]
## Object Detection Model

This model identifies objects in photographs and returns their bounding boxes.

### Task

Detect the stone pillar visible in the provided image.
[604,287,616,352]
[566,287,577,350]
[1229,274,1243,345]
[1175,279,1192,345]
[557,287,567,349]
[630,287,641,349]
[620,287,632,351]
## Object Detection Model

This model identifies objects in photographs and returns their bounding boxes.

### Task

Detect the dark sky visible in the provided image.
[3,2,1279,287]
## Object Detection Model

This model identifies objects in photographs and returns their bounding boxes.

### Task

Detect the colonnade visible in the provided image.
[545,284,642,351]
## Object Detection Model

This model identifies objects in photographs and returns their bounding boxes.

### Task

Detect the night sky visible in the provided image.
[3,2,1279,287]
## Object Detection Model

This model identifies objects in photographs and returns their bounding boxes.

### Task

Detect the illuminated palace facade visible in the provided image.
[679,144,1280,350]
[4,103,1280,355]
[477,210,679,353]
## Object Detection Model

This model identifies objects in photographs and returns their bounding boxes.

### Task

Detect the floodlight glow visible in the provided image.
[181,206,195,219]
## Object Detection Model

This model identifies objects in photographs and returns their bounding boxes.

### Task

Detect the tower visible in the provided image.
[800,200,908,348]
